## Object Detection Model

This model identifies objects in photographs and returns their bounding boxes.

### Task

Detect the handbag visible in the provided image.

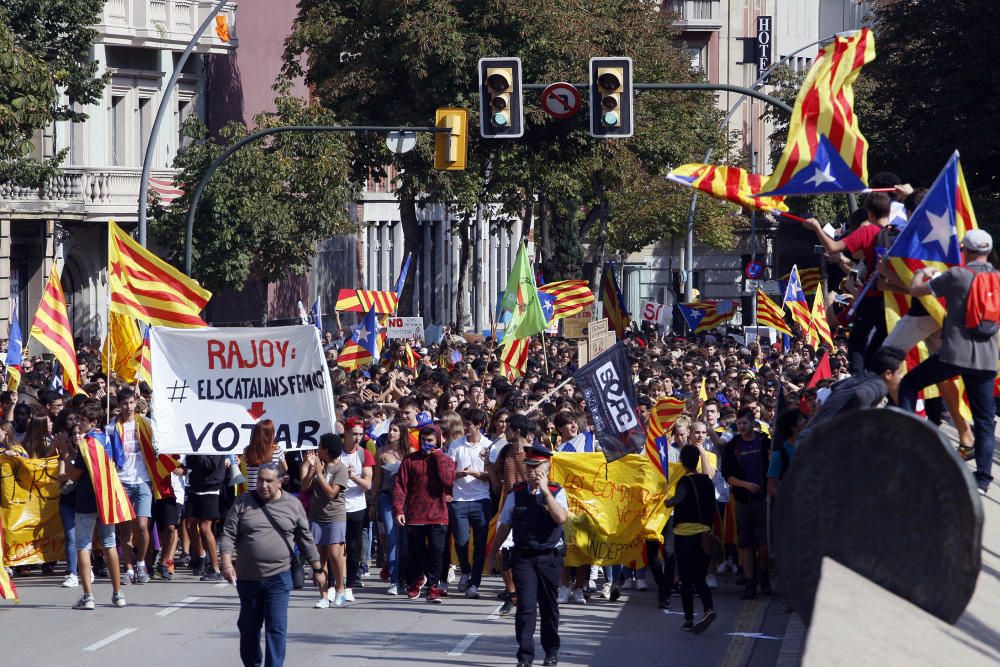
[254,493,305,589]
[689,476,723,560]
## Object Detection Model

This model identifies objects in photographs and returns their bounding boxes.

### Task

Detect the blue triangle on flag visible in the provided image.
[676,303,704,330]
[886,151,962,265]
[537,290,556,323]
[758,135,867,198]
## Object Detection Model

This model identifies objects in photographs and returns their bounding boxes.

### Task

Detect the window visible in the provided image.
[111,95,127,166]
[137,97,152,165]
[177,99,193,150]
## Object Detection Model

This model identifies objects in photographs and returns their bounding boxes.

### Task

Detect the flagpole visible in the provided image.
[106,222,112,425]
[540,333,550,375]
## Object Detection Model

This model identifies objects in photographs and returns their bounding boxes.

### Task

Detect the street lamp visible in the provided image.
[681,30,860,302]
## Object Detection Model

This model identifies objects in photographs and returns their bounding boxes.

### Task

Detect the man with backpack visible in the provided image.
[900,228,998,495]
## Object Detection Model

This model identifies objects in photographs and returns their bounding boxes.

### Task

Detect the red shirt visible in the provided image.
[842,224,883,297]
[392,450,456,525]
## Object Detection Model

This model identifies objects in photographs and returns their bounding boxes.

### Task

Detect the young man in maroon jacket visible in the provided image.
[393,425,456,603]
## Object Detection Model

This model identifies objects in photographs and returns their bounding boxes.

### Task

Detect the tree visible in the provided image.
[0,0,107,184]
[148,90,358,300]
[282,0,731,318]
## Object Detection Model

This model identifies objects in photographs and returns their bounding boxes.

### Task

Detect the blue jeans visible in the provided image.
[449,498,491,587]
[59,503,77,576]
[236,569,292,667]
[378,491,406,584]
[899,354,996,489]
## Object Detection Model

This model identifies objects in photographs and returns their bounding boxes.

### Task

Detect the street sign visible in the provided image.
[541,82,582,119]
[386,131,417,154]
[386,316,424,339]
[745,259,764,279]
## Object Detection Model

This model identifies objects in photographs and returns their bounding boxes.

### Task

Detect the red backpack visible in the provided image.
[964,267,1000,339]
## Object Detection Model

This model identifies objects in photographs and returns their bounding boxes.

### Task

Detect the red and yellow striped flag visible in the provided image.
[403,342,420,370]
[780,267,822,295]
[755,289,793,336]
[538,280,595,319]
[109,220,211,328]
[762,28,876,194]
[137,324,152,385]
[644,397,686,476]
[103,312,143,383]
[501,336,530,381]
[80,432,135,525]
[28,263,83,396]
[667,163,789,213]
[805,286,834,350]
[334,289,399,314]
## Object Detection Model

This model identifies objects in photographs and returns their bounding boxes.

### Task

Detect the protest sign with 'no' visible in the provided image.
[150,325,337,455]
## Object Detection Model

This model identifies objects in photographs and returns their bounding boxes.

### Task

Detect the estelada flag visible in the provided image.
[338,305,379,370]
[760,28,876,195]
[676,300,737,333]
[108,220,211,328]
[600,262,630,339]
[644,396,685,475]
[538,280,596,320]
[782,265,812,332]
[667,163,789,213]
[80,430,135,525]
[805,286,834,350]
[28,263,84,395]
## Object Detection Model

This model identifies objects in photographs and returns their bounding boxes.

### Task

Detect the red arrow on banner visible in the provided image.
[248,402,266,420]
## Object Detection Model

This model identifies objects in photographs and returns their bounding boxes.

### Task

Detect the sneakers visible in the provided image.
[693,609,717,634]
[657,590,670,609]
[438,582,449,596]
[112,592,127,607]
[386,583,399,596]
[599,582,612,599]
[121,570,135,586]
[557,585,571,604]
[200,570,224,582]
[159,563,174,581]
[192,558,206,578]
[73,593,95,610]
[571,588,586,604]
[176,552,192,567]
[447,565,458,584]
[61,573,80,588]
[465,584,479,599]
[609,585,622,602]
[344,588,355,602]
[681,619,694,632]
[621,578,636,590]
[314,598,331,609]
[706,574,718,589]
[426,586,445,604]
[333,592,348,607]
[457,573,470,593]
[635,579,649,591]
[499,596,516,615]
[135,564,150,584]
[407,584,422,599]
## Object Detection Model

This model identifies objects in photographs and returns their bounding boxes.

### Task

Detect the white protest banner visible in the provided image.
[386,316,424,339]
[150,325,336,455]
[640,300,666,324]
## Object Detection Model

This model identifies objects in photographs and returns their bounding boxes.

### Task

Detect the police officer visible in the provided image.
[490,415,569,667]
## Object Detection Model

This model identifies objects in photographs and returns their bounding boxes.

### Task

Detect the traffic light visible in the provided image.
[478,57,523,138]
[434,108,468,171]
[589,57,633,138]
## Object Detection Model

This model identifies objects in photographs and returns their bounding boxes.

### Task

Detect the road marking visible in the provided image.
[83,628,138,652]
[446,633,482,656]
[214,582,230,589]
[719,598,767,667]
[727,632,783,640]
[155,596,201,617]
[662,609,686,616]
[486,603,504,620]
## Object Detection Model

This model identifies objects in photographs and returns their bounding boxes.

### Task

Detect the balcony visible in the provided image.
[0,167,179,221]
[667,0,722,31]
[97,0,237,53]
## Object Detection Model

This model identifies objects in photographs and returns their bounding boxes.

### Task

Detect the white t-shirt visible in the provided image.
[340,447,374,513]
[116,420,151,485]
[556,432,597,453]
[448,435,491,502]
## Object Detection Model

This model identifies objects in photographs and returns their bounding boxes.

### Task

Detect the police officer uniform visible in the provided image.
[498,443,568,667]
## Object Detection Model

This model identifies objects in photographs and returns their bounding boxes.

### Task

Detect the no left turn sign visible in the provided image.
[541,82,582,119]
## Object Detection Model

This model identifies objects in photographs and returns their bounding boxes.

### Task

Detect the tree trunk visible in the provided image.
[398,190,423,317]
[454,213,473,332]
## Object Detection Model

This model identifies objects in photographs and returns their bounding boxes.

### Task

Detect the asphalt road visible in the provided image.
[1,566,795,666]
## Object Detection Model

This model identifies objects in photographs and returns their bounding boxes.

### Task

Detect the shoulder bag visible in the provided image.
[689,476,723,561]
[253,494,305,589]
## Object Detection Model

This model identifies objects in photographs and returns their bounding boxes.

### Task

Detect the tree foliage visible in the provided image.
[0,0,107,184]
[282,0,731,313]
[149,90,358,293]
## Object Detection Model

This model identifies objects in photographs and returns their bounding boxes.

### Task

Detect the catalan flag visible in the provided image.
[805,286,834,350]
[667,163,789,212]
[676,300,737,333]
[338,305,379,370]
[782,265,812,332]
[103,312,143,383]
[138,324,152,385]
[80,430,135,526]
[885,151,978,325]
[760,28,876,195]
[335,288,399,314]
[0,511,18,602]
[644,396,685,476]
[108,220,211,328]
[755,289,793,336]
[780,267,822,295]
[600,262,630,338]
[403,342,420,370]
[501,336,530,381]
[28,263,83,396]
[4,307,23,392]
[538,279,595,319]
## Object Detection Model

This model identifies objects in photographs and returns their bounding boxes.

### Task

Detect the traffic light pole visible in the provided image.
[182,124,451,275]
[522,82,793,115]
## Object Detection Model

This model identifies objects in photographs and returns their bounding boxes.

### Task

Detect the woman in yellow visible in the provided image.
[665,444,719,634]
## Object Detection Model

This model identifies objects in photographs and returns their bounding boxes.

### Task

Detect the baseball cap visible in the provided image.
[961,228,993,253]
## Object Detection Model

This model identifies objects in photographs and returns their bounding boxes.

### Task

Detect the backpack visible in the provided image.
[857,224,901,283]
[964,267,1000,340]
